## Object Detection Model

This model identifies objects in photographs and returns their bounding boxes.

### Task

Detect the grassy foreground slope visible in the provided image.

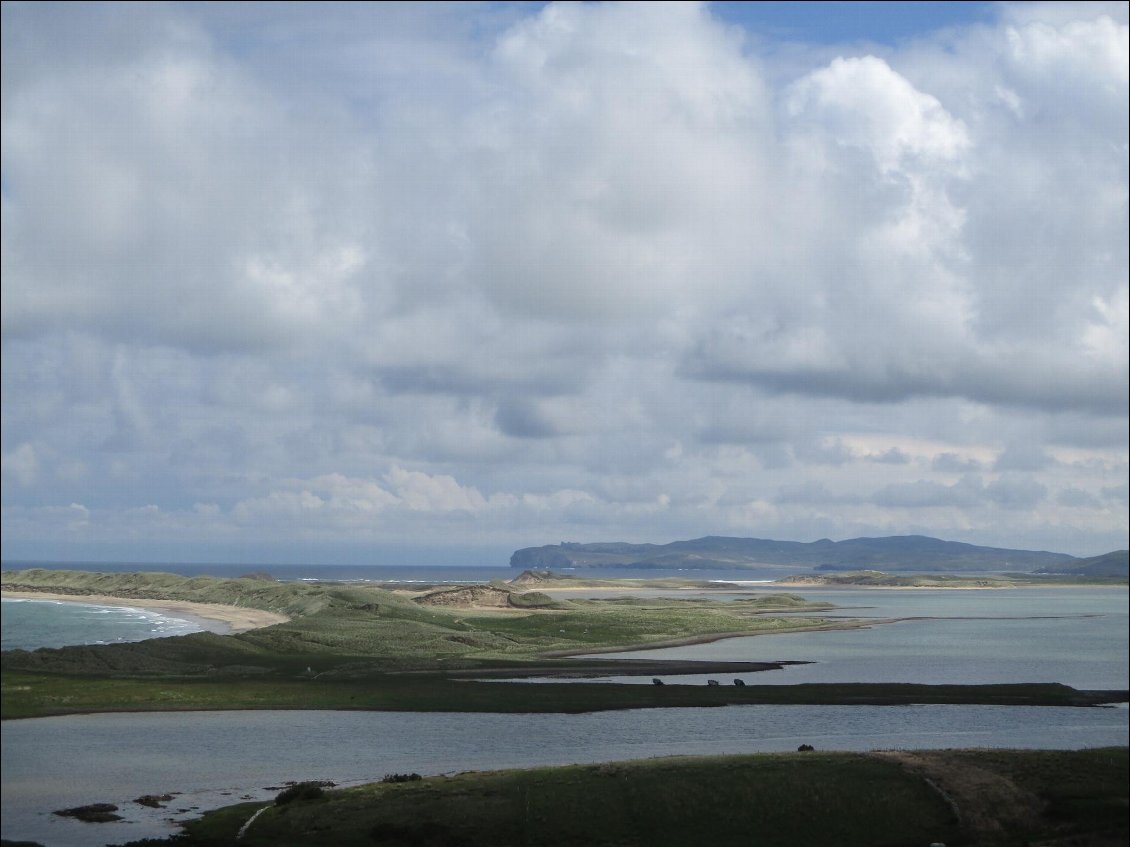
[135,748,1128,847]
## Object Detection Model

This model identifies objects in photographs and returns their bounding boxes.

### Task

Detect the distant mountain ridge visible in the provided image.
[1035,550,1129,577]
[509,535,1081,573]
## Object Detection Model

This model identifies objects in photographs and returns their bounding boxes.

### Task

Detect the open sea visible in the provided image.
[2,561,1127,847]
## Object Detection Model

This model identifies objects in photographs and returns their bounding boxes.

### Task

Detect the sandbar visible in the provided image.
[1,590,290,634]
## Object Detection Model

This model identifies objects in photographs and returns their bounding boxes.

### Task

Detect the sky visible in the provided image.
[1,1,1127,566]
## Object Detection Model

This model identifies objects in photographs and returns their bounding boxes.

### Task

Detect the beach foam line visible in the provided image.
[0,590,290,634]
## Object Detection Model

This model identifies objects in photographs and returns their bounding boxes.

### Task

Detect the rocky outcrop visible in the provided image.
[53,803,122,823]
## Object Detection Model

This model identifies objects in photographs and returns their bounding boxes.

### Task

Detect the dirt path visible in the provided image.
[871,750,1045,842]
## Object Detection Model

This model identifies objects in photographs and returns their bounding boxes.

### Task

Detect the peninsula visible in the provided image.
[2,568,1124,719]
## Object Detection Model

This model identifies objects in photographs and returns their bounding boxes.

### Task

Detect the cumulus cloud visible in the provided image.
[1,2,1126,560]
[1,443,38,487]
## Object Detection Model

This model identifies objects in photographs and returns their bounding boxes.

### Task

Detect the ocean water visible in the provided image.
[1,597,214,651]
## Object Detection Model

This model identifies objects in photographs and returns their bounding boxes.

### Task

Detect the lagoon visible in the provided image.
[3,704,1127,847]
[576,587,1129,689]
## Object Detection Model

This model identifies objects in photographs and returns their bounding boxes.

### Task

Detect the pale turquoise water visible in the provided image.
[1,597,219,650]
[2,705,1127,847]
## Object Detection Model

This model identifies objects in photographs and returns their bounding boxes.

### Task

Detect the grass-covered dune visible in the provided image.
[1,569,834,675]
[121,748,1129,847]
[3,569,1125,719]
[0,568,836,718]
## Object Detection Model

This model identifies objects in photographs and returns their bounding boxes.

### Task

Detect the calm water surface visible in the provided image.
[3,705,1127,847]
[575,587,1129,690]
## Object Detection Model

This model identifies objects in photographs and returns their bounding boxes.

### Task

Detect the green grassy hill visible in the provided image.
[1036,549,1129,577]
[121,748,1129,847]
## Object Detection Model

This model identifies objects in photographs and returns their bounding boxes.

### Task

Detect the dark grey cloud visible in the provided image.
[868,447,911,465]
[985,475,1048,511]
[932,452,983,473]
[872,476,984,509]
[775,481,856,505]
[494,397,560,440]
[993,445,1054,472]
[1057,487,1102,509]
[682,353,1128,417]
[792,438,855,466]
[1101,483,1129,506]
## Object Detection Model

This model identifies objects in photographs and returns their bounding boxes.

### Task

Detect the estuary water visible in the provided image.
[3,705,1127,847]
[574,586,1130,690]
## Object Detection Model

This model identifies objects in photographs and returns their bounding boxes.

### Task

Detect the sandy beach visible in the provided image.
[0,590,290,634]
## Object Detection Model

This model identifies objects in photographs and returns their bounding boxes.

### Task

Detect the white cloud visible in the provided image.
[1,443,38,486]
[785,55,970,171]
[1,1,1126,560]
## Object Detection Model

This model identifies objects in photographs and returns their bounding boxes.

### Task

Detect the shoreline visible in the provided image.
[0,590,290,635]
